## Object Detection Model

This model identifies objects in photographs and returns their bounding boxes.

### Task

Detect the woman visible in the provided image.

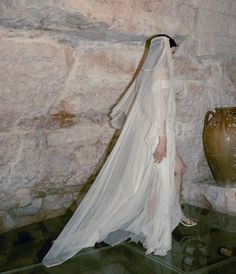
[42,34,196,268]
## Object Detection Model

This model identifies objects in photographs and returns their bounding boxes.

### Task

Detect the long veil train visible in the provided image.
[42,36,182,268]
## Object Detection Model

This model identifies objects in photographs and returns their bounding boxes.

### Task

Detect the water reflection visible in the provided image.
[0,205,236,274]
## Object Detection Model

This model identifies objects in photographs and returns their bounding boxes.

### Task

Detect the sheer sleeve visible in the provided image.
[152,77,169,137]
[145,67,170,145]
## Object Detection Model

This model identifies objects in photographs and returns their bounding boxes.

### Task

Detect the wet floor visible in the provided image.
[0,204,236,274]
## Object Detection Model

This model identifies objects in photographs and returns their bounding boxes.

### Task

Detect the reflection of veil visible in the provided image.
[42,37,182,267]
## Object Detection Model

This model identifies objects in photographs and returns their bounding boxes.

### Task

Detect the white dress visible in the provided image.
[42,37,182,268]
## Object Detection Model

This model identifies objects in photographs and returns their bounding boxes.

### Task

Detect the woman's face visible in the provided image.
[171,47,176,54]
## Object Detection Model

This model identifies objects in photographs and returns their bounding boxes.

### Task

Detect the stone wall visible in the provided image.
[0,0,236,232]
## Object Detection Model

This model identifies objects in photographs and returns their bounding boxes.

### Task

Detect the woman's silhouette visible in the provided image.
[42,34,196,268]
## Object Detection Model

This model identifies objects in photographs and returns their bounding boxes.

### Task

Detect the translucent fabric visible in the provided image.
[42,37,182,268]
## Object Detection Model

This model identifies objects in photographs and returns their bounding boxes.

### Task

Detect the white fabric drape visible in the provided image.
[42,37,182,268]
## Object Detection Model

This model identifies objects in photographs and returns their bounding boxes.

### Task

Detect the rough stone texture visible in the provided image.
[0,211,16,231]
[192,0,231,13]
[183,183,236,215]
[0,0,236,232]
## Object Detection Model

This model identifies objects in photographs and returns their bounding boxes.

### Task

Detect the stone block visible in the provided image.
[63,0,178,34]
[42,193,74,211]
[201,59,236,106]
[0,106,21,133]
[0,134,21,166]
[44,123,113,187]
[14,189,32,208]
[42,147,79,187]
[183,183,236,215]
[46,123,111,147]
[8,132,45,188]
[192,0,230,13]
[0,211,16,232]
[0,37,73,121]
[196,9,230,36]
[195,34,233,56]
[12,198,43,216]
[179,128,209,182]
[0,167,10,188]
[175,3,196,34]
[0,0,61,28]
[224,57,236,90]
[231,1,236,16]
[174,57,209,80]
[230,17,236,37]
[176,80,208,123]
[61,40,142,115]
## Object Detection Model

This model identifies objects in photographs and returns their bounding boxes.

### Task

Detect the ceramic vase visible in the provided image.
[203,107,236,187]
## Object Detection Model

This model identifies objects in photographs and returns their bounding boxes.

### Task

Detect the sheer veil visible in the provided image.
[42,36,182,267]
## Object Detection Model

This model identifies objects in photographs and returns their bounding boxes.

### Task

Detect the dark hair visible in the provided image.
[147,34,177,48]
[111,34,177,105]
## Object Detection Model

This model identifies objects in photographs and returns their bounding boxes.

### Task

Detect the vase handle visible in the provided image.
[204,111,215,132]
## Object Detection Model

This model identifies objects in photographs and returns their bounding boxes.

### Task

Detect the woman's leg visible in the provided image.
[175,150,186,205]
[175,150,197,226]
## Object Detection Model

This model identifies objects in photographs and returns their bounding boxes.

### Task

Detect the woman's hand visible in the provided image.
[153,136,167,164]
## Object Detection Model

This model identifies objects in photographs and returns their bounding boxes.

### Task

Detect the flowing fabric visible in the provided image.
[42,37,182,268]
